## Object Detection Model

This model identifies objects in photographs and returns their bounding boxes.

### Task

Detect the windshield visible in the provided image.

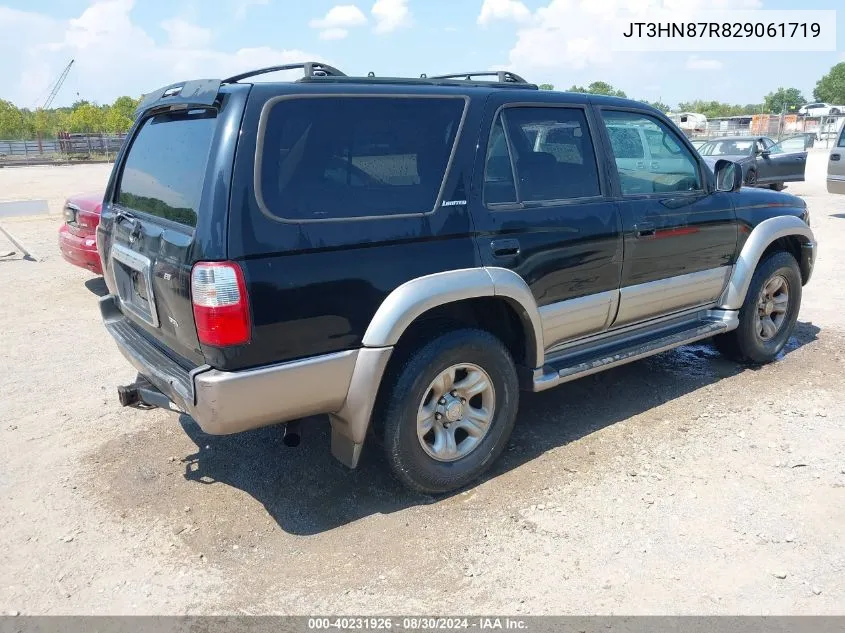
[698,139,754,157]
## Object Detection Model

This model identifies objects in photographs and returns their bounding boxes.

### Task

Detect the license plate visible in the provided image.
[111,243,159,327]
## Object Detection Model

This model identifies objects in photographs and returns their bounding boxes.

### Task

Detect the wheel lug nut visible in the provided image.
[435,413,442,420]
[461,398,467,404]
[439,398,447,405]
[451,390,458,397]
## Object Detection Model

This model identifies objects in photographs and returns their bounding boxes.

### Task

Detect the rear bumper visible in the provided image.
[59,225,103,274]
[100,295,359,435]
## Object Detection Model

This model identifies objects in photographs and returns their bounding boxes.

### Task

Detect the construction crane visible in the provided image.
[41,59,74,109]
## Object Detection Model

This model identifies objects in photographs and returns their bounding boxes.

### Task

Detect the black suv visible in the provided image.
[97,63,816,493]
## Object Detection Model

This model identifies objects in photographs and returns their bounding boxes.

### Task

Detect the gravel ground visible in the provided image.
[0,154,843,615]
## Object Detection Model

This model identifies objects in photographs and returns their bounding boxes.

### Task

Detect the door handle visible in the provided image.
[635,222,656,238]
[636,161,645,169]
[651,161,659,170]
[491,238,520,257]
[831,153,841,162]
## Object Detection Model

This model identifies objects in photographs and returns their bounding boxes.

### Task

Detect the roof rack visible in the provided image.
[425,71,530,84]
[223,62,346,84]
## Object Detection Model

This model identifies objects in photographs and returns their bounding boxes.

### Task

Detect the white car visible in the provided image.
[799,102,844,117]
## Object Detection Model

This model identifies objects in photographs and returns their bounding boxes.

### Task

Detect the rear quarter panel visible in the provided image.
[218,84,488,371]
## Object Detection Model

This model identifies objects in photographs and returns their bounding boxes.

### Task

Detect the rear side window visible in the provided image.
[838,125,845,148]
[117,109,217,227]
[258,96,466,221]
[484,107,602,205]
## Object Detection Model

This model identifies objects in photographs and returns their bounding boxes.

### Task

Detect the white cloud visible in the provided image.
[319,28,351,40]
[234,0,269,21]
[477,0,531,26]
[371,0,411,34]
[504,0,765,73]
[0,1,326,106]
[160,17,212,49]
[686,56,723,71]
[309,5,368,39]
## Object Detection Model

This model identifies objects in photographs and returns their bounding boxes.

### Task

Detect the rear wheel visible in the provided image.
[376,328,519,494]
[714,251,801,364]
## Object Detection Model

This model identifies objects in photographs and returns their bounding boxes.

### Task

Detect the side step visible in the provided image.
[533,312,737,392]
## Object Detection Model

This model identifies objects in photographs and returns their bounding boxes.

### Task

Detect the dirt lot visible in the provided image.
[1,155,844,615]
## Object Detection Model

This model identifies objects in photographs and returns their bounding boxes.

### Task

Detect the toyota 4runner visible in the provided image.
[97,63,816,493]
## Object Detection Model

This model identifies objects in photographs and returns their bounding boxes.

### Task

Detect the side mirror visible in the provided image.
[714,159,743,192]
[761,150,771,158]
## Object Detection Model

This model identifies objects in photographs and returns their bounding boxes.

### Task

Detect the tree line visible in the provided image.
[537,61,845,118]
[3,62,845,139]
[0,96,140,140]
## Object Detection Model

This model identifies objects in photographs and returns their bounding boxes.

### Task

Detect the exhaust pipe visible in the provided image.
[282,420,301,447]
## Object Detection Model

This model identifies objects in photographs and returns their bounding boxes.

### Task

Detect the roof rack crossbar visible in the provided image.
[427,71,529,84]
[223,62,346,84]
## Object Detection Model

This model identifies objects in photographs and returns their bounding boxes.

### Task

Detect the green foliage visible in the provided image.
[814,62,845,103]
[0,95,140,139]
[568,81,627,98]
[538,83,554,91]
[763,87,806,113]
[676,100,762,118]
[639,100,671,112]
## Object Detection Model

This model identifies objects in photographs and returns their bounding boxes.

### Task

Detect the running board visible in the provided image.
[532,311,738,392]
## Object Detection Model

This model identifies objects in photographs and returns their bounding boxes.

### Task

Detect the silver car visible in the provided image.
[828,123,845,195]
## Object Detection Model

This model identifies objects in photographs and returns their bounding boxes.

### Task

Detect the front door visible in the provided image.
[756,139,808,184]
[596,107,738,327]
[469,94,623,353]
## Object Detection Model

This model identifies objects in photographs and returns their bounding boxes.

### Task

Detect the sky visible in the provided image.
[0,0,843,109]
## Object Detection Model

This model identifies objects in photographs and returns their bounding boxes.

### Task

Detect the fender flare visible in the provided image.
[720,215,815,310]
[361,267,545,368]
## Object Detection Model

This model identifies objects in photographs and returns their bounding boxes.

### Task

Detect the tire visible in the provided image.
[770,182,785,192]
[744,169,758,187]
[714,251,802,364]
[376,328,519,494]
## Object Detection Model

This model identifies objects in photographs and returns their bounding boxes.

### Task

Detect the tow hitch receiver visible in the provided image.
[117,376,183,412]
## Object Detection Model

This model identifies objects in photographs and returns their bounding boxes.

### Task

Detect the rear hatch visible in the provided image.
[99,84,248,366]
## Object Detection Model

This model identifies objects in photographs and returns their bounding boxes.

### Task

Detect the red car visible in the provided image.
[58,191,104,274]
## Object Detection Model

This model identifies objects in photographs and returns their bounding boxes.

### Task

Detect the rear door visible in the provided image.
[100,88,247,365]
[470,93,623,353]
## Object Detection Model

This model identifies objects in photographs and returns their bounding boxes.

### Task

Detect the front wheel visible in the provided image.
[744,169,758,187]
[376,328,519,494]
[715,251,802,364]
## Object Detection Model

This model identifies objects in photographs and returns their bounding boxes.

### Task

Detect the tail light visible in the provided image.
[191,262,251,347]
[76,204,102,231]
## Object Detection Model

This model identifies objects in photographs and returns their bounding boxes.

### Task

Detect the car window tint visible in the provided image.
[496,107,601,202]
[117,109,217,227]
[838,125,845,148]
[259,97,465,220]
[606,126,645,159]
[601,111,701,195]
[483,115,518,204]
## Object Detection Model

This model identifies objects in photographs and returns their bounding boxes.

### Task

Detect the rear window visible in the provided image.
[258,96,466,221]
[117,109,217,227]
